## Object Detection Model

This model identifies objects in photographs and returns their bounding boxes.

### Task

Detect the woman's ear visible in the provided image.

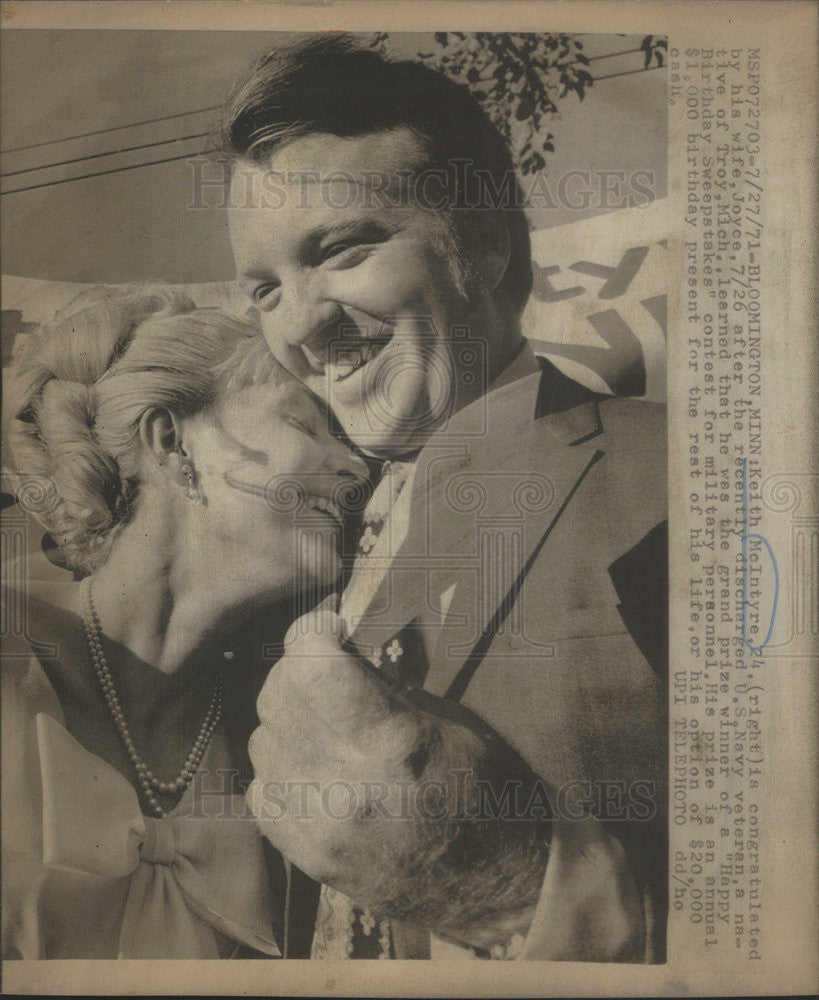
[139,407,181,466]
[139,409,201,498]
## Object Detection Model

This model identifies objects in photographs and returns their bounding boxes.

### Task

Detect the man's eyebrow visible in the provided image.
[238,218,397,279]
[238,266,276,282]
[311,218,398,243]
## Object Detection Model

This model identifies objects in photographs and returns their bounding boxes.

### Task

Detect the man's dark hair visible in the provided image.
[220,34,533,312]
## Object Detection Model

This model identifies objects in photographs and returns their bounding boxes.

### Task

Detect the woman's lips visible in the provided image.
[223,472,345,527]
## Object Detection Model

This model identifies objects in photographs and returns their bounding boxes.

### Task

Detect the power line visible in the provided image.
[0,148,219,196]
[594,64,664,82]
[1,133,210,179]
[1,47,658,158]
[0,106,221,155]
[0,61,664,195]
[585,46,644,62]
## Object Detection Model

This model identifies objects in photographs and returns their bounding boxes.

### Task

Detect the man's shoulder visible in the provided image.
[593,395,667,526]
[535,357,664,421]
[534,356,666,458]
[598,394,667,449]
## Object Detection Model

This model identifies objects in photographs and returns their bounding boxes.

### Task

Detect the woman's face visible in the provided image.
[181,377,369,599]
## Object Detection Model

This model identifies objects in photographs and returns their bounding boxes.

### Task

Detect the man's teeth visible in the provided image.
[329,357,363,381]
[328,338,390,382]
[304,494,343,524]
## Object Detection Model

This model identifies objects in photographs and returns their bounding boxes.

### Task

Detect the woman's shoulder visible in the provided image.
[8,574,77,606]
[1,642,65,730]
[3,577,81,643]
[2,580,78,723]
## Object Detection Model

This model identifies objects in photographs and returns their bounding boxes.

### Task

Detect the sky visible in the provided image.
[1,31,666,283]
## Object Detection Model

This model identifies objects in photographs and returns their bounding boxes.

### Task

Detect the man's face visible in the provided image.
[228,130,488,457]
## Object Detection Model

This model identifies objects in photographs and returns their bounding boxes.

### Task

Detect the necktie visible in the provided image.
[312,461,413,960]
[352,460,411,567]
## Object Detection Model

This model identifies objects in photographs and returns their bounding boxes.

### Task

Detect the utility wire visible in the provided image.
[593,64,664,82]
[1,133,210,179]
[0,106,220,155]
[1,148,219,196]
[1,62,664,195]
[585,46,645,62]
[1,47,656,157]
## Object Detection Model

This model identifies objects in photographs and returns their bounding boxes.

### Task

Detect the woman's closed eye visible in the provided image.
[285,413,318,438]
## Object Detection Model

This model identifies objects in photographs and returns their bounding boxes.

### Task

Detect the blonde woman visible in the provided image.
[2,288,368,959]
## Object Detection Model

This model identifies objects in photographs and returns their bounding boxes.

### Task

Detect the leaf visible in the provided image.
[515,100,532,121]
[412,31,592,173]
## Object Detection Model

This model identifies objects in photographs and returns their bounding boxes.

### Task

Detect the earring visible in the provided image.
[181,462,200,502]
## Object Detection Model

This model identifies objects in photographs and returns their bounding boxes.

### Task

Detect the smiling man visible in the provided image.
[228,135,521,456]
[223,34,668,963]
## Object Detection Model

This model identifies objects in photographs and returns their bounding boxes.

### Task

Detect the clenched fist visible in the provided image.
[247,596,552,949]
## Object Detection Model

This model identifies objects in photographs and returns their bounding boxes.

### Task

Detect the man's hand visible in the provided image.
[247,597,551,949]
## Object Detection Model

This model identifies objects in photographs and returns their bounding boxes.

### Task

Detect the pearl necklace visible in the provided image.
[80,576,222,818]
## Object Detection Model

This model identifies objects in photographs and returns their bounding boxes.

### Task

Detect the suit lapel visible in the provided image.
[344,374,537,656]
[426,394,606,696]
[345,356,608,700]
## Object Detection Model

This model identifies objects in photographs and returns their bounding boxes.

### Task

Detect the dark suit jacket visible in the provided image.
[347,352,668,961]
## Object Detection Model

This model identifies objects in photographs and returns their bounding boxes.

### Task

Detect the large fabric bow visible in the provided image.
[36,712,280,959]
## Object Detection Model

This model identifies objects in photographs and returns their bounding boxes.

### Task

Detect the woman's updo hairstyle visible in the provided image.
[6,285,283,575]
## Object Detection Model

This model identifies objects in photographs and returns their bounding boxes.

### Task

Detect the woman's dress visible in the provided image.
[2,651,281,959]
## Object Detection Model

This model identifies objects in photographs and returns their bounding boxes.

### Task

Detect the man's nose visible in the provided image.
[260,276,340,369]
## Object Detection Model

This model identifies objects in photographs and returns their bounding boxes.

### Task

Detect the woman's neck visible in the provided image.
[90,500,273,676]
[73,491,298,753]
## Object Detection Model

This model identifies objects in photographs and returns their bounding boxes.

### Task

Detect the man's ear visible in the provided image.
[470,210,511,293]
[139,407,181,466]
